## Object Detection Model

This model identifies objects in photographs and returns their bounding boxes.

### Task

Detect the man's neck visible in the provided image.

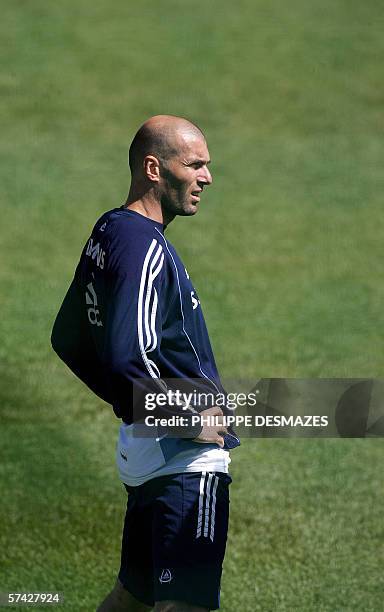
[123,192,174,226]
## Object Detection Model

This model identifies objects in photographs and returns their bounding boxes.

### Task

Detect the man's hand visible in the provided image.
[193,406,228,448]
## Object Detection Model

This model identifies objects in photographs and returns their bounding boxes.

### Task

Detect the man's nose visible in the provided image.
[199,166,212,186]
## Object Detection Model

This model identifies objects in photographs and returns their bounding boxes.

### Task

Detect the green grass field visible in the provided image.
[1,1,384,610]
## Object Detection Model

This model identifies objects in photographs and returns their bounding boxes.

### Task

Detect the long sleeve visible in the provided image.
[51,268,113,404]
[99,236,166,412]
[94,233,202,437]
[52,216,202,437]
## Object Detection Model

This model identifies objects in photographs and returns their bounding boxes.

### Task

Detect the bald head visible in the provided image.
[125,115,212,223]
[128,115,205,176]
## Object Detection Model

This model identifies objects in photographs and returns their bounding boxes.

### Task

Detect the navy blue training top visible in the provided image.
[51,208,240,450]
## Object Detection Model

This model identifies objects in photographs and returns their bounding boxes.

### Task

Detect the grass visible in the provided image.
[1,0,384,610]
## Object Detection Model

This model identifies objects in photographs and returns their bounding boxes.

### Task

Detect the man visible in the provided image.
[51,115,240,612]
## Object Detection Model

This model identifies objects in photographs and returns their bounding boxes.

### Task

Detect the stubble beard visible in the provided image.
[161,190,197,218]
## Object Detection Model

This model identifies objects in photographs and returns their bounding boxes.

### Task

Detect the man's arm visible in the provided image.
[51,271,113,404]
[101,237,228,442]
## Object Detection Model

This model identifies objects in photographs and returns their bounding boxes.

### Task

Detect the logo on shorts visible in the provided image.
[159,569,173,583]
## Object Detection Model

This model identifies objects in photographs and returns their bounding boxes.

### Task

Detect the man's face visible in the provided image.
[159,133,212,217]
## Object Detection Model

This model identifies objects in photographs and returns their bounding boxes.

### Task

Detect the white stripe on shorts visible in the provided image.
[196,472,219,541]
[203,473,214,537]
[196,471,207,539]
[210,475,219,542]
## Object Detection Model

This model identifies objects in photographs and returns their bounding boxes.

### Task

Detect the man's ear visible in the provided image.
[144,155,160,182]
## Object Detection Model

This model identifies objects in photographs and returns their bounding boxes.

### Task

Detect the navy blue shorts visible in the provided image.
[118,471,232,610]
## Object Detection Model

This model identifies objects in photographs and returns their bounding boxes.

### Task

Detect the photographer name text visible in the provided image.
[144,415,329,428]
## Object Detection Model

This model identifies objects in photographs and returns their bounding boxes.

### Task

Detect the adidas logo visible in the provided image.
[159,569,172,583]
